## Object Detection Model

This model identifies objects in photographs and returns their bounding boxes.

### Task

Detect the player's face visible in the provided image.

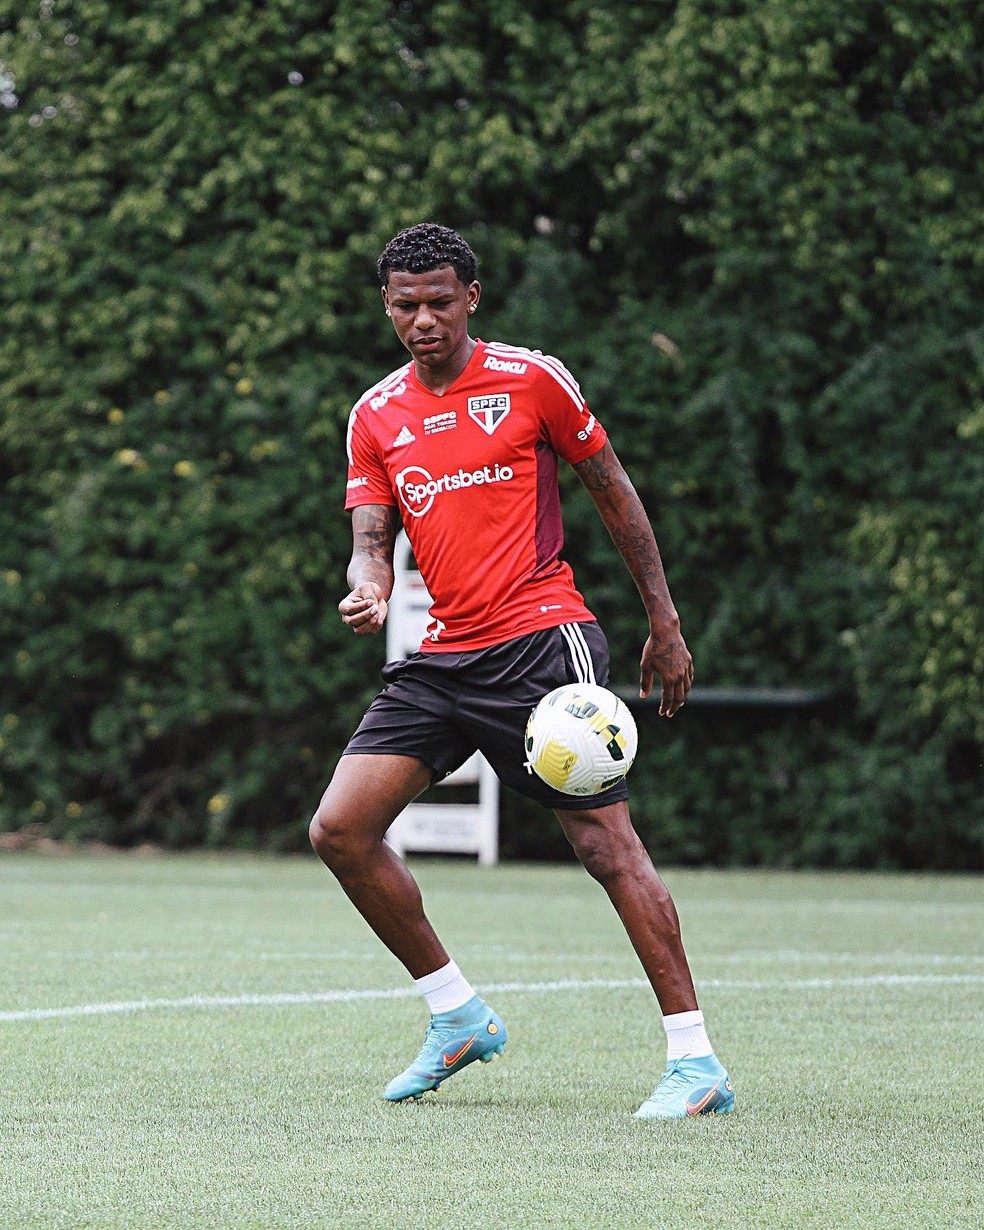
[382,267,480,376]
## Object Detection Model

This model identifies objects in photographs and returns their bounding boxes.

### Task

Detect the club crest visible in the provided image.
[467,394,511,435]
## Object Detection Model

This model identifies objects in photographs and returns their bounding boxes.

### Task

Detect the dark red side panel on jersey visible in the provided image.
[533,441,563,580]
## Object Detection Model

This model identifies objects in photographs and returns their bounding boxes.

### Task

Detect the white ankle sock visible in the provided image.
[414,960,475,1014]
[663,1009,713,1060]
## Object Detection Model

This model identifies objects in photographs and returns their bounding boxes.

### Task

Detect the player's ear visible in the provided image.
[466,281,481,315]
[381,286,391,317]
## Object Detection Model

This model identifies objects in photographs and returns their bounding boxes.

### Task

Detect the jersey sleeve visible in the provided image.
[344,403,397,509]
[533,355,608,465]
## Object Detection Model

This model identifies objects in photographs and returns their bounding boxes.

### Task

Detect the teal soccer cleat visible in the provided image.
[384,995,507,1102]
[633,1054,735,1120]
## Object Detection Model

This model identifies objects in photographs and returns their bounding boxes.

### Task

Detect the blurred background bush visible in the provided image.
[1,0,981,866]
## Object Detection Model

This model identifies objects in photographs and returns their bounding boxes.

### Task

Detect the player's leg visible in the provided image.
[309,752,446,975]
[554,799,697,1012]
[310,749,507,1101]
[554,800,734,1118]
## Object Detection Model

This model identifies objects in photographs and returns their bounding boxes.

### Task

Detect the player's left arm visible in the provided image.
[573,441,693,717]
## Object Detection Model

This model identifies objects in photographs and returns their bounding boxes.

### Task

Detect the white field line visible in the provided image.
[1,973,983,1023]
[28,948,984,965]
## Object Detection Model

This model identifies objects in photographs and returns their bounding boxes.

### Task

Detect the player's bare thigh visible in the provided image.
[553,799,649,879]
[311,753,434,845]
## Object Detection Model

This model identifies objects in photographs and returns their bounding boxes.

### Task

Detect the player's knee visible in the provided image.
[309,803,359,871]
[308,806,331,860]
[570,828,622,882]
[570,824,647,885]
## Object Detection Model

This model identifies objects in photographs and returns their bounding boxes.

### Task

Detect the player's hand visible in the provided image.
[639,629,694,717]
[339,583,388,635]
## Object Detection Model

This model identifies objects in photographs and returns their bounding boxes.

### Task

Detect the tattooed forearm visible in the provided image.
[347,505,399,595]
[607,521,665,591]
[574,447,622,497]
[574,444,680,633]
[604,509,677,630]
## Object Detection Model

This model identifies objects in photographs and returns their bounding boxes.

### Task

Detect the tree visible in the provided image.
[1,0,980,865]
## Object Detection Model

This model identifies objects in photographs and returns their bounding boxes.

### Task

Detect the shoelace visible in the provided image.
[418,1017,465,1049]
[407,1017,475,1073]
[649,1059,696,1101]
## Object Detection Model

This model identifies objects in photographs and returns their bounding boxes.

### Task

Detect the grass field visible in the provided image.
[1,852,981,1229]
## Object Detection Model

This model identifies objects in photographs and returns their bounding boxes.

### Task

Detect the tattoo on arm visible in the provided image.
[574,447,621,498]
[348,505,399,596]
[574,444,677,628]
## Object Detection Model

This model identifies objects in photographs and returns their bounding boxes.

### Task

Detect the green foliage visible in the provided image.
[1,0,980,864]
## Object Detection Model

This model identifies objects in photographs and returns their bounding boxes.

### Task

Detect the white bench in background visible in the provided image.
[383,531,500,865]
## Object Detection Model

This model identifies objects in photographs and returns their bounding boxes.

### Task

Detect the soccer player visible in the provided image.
[309,223,735,1119]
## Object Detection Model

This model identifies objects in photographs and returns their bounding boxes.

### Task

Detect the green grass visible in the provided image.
[1,853,981,1229]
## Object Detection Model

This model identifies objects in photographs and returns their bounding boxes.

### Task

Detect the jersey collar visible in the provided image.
[408,338,487,397]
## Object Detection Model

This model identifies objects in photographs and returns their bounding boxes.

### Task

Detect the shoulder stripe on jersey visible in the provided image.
[560,622,597,684]
[486,342,584,403]
[354,361,413,410]
[485,342,584,409]
[345,405,359,466]
[347,362,413,466]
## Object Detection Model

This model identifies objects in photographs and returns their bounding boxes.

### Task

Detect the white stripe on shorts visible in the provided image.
[559,623,596,684]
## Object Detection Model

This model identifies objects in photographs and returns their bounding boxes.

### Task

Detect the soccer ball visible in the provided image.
[524,682,638,796]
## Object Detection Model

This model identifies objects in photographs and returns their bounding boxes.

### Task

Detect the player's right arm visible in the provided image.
[340,504,400,635]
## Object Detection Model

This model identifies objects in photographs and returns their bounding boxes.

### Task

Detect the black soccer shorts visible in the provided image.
[342,620,631,810]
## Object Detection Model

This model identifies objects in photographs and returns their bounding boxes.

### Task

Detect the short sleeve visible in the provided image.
[344,403,397,509]
[533,355,608,465]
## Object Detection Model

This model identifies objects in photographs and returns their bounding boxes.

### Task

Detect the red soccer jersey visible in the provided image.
[344,339,607,652]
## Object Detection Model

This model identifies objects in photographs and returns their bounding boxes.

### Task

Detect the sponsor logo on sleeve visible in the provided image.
[346,476,369,489]
[576,413,597,442]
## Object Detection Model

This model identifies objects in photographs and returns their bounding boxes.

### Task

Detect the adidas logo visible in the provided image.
[392,425,416,448]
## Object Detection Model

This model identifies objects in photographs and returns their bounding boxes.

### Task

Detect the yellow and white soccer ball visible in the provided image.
[524,682,638,796]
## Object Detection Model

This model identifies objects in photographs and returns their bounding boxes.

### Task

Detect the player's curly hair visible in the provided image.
[377,223,479,287]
